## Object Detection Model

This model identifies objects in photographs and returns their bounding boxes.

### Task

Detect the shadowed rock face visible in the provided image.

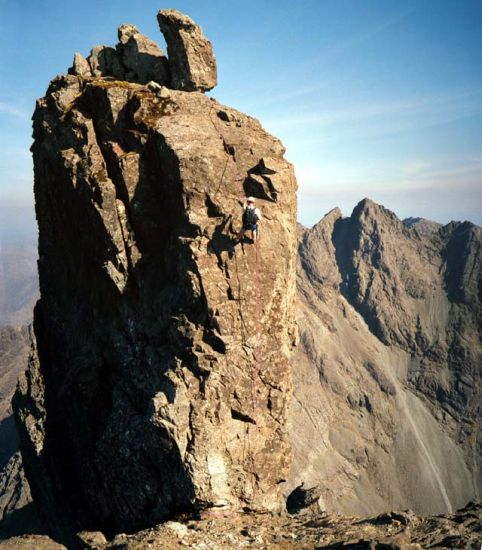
[288,199,481,516]
[0,326,30,470]
[13,10,297,540]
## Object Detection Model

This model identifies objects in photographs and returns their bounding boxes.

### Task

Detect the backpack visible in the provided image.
[243,207,259,226]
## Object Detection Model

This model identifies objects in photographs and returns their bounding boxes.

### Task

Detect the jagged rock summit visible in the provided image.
[68,9,216,91]
[157,9,217,91]
[288,199,481,516]
[14,7,297,542]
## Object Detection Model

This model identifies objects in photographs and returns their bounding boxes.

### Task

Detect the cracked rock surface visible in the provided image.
[288,200,481,517]
[13,32,296,539]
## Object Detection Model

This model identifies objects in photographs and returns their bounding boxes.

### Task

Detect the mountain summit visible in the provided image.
[289,199,481,515]
[13,9,297,540]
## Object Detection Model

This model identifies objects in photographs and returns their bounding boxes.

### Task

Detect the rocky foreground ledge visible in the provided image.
[0,503,480,549]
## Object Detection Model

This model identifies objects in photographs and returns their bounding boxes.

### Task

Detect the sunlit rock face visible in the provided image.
[14,9,297,539]
[288,199,481,516]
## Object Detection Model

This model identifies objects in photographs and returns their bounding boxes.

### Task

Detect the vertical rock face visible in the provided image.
[157,9,217,91]
[13,10,296,539]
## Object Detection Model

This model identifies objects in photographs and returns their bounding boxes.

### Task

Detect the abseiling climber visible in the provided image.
[237,196,262,243]
[14,6,297,538]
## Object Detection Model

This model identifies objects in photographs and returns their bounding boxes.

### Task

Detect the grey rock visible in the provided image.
[0,325,30,470]
[403,216,441,236]
[15,72,296,540]
[87,45,125,79]
[287,198,481,517]
[157,9,217,91]
[68,53,92,77]
[0,452,42,539]
[116,24,169,85]
[0,452,32,521]
[286,482,323,514]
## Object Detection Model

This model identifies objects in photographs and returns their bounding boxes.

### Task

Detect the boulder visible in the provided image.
[68,53,92,77]
[87,45,125,79]
[116,24,169,85]
[157,9,217,91]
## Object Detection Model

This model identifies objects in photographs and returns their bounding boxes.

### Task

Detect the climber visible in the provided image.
[237,196,261,243]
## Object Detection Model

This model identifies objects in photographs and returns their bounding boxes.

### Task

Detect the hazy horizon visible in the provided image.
[1,0,481,240]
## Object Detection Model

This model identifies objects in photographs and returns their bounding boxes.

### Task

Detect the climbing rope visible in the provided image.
[208,106,241,201]
[207,104,264,506]
[233,230,264,508]
[248,235,263,502]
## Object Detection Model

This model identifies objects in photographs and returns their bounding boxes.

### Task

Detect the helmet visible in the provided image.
[247,196,255,203]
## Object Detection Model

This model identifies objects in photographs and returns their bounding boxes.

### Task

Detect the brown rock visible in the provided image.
[93,503,482,549]
[286,199,481,517]
[14,68,296,539]
[76,530,107,549]
[116,24,169,85]
[68,53,92,77]
[0,535,66,549]
[87,45,125,79]
[157,9,217,91]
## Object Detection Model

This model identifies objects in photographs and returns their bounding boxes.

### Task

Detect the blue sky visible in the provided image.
[0,0,481,242]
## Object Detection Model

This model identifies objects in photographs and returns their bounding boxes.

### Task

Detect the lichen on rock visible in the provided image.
[14,9,297,540]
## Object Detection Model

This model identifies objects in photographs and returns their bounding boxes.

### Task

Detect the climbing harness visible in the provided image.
[242,206,259,228]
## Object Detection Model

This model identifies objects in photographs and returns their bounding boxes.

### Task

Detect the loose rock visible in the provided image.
[117,24,169,85]
[157,9,217,91]
[68,53,92,77]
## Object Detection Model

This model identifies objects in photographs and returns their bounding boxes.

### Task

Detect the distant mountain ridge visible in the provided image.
[287,198,481,516]
[402,216,442,235]
[0,243,38,327]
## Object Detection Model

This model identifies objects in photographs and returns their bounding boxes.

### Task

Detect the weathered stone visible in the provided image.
[87,45,125,79]
[0,326,30,469]
[68,53,92,77]
[116,24,169,85]
[15,65,296,539]
[0,535,66,549]
[288,199,481,517]
[76,530,107,549]
[157,9,217,91]
[95,503,482,549]
[286,483,322,514]
[0,452,42,539]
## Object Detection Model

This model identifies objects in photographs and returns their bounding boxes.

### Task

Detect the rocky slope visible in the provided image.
[402,216,441,236]
[0,326,30,470]
[1,503,480,549]
[287,199,481,516]
[0,452,40,540]
[13,8,297,543]
[0,327,39,540]
[0,244,38,327]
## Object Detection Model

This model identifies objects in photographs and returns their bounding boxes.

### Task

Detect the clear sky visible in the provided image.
[0,0,481,242]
